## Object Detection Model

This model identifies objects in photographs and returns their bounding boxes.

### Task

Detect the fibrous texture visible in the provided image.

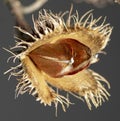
[5,9,112,113]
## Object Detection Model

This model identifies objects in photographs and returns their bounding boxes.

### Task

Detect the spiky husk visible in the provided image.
[5,9,112,112]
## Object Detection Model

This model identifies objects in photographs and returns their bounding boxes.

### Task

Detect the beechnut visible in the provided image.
[5,9,112,112]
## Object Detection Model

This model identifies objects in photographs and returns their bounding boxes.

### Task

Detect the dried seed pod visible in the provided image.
[5,9,112,112]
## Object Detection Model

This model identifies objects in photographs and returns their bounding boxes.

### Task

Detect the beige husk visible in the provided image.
[5,9,112,113]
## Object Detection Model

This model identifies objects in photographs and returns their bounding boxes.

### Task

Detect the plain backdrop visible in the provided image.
[0,0,120,121]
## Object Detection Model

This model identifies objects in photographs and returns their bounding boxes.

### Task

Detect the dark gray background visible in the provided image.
[0,0,120,121]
